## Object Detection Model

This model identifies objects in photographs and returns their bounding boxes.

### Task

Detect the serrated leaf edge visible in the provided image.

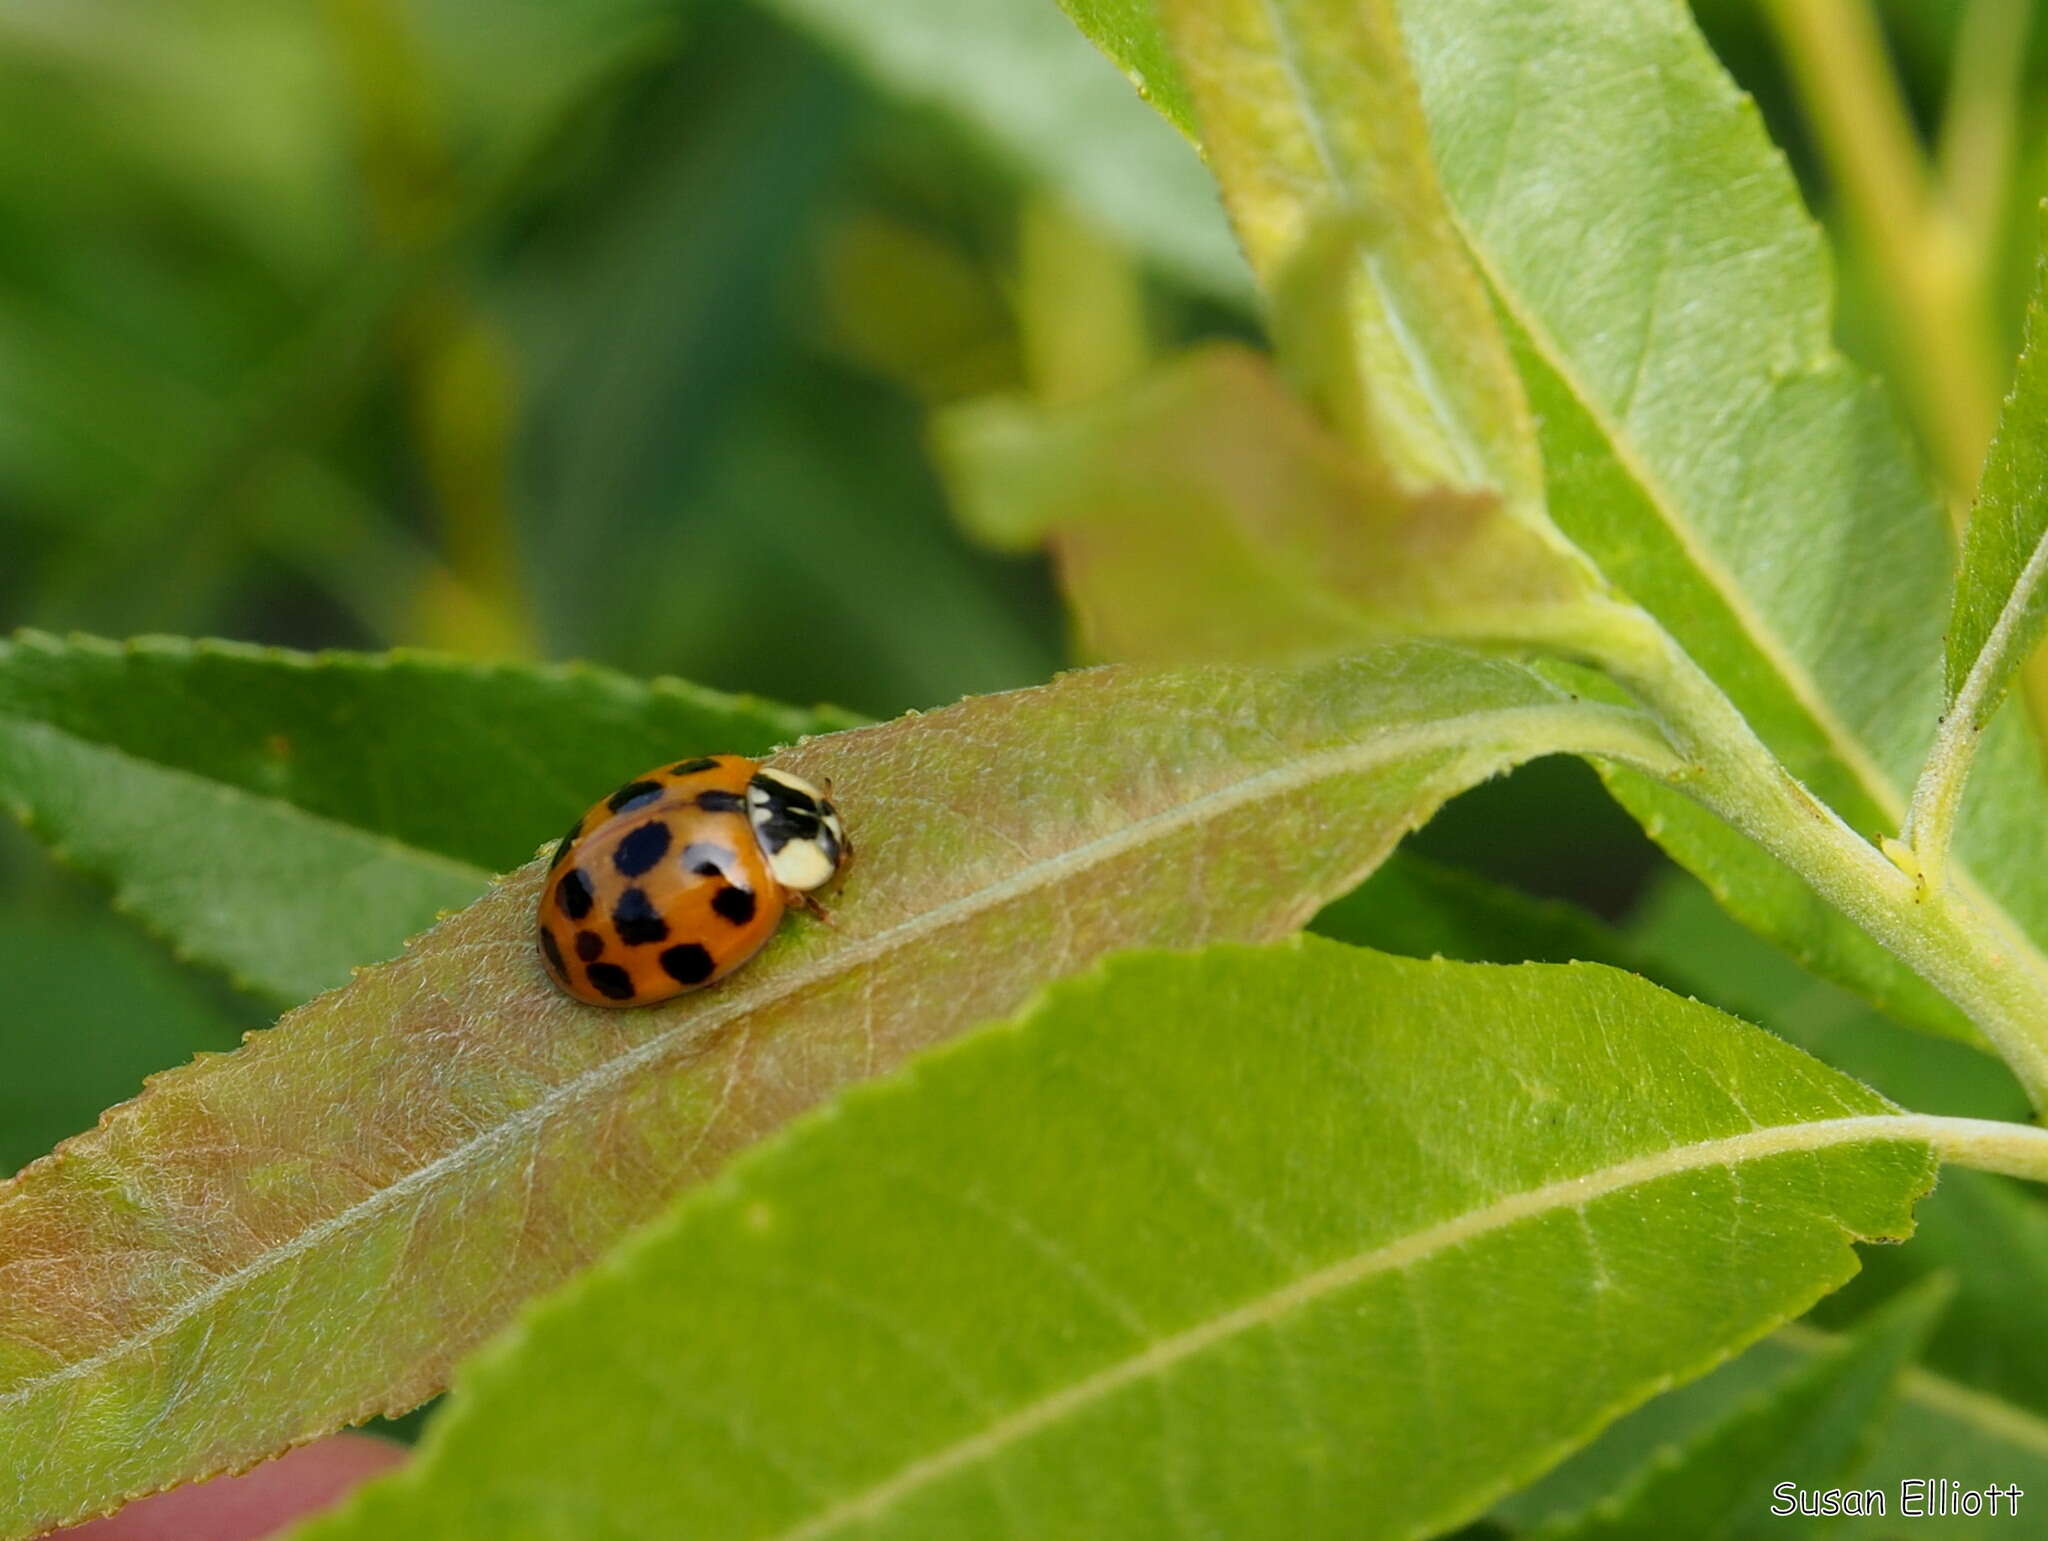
[714,1116,1934,1541]
[0,699,1674,1440]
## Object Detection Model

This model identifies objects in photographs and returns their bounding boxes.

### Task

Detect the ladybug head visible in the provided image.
[746,766,849,894]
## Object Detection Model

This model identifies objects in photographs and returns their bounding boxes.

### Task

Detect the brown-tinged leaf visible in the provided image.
[935,345,1604,663]
[0,645,1675,1536]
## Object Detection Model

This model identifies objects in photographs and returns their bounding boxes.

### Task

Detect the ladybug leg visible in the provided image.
[786,888,837,927]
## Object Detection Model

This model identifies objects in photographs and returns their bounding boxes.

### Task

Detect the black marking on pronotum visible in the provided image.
[660,942,716,985]
[607,779,665,814]
[575,930,605,963]
[711,885,757,926]
[586,962,635,1000]
[550,820,581,869]
[539,927,566,976]
[748,778,824,854]
[681,841,738,879]
[612,887,670,946]
[670,757,721,776]
[557,869,596,922]
[695,790,745,814]
[752,772,819,813]
[612,820,672,877]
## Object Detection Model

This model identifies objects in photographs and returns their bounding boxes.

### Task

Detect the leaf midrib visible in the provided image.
[1953,524,2048,731]
[768,1113,1931,1541]
[0,698,1672,1418]
[1466,260,1906,820]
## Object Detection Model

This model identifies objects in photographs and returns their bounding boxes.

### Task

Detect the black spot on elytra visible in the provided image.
[586,962,635,1000]
[660,943,715,985]
[681,841,738,879]
[612,887,670,946]
[670,757,720,776]
[550,819,582,868]
[607,779,665,814]
[556,868,595,921]
[612,820,672,877]
[539,926,566,977]
[695,790,744,814]
[575,931,604,962]
[711,885,757,926]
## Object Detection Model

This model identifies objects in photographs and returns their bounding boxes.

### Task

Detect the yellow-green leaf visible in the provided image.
[290,941,1937,1541]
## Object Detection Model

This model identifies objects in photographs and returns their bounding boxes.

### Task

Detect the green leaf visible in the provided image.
[1815,1169,2048,1427]
[0,891,249,1178]
[1944,231,2048,740]
[933,346,1599,663]
[1156,0,1544,514]
[0,644,1674,1538]
[1312,851,1638,971]
[1623,872,2028,1123]
[1384,0,1980,941]
[757,0,1247,301]
[290,941,1935,1541]
[1837,1356,2048,1537]
[1906,228,2048,873]
[1058,0,2048,1042]
[1531,1278,1950,1540]
[1412,0,2048,1044]
[1512,1324,2048,1541]
[1055,0,1198,136]
[0,633,855,1003]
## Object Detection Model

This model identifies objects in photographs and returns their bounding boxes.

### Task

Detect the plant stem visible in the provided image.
[1913,1113,2048,1183]
[1903,525,2048,884]
[1937,0,2028,283]
[1589,609,2048,1112]
[1766,0,2048,777]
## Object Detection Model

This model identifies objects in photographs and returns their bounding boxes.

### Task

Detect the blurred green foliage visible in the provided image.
[3,0,2047,1172]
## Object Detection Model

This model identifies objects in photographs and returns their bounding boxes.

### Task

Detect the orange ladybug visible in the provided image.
[537,755,848,1006]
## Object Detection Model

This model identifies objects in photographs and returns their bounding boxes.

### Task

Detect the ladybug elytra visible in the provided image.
[537,755,848,1006]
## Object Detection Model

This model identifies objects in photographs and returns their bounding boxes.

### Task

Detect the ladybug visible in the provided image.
[537,754,848,1007]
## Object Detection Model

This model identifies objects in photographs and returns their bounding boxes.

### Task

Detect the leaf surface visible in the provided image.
[1508,1321,2048,1540]
[1534,1279,1947,1540]
[0,645,1670,1537]
[934,346,1597,663]
[1623,872,2026,1122]
[1816,1170,2048,1426]
[1907,232,2048,865]
[1946,235,2048,739]
[1312,850,1636,972]
[292,941,1935,1541]
[1389,0,2001,978]
[0,633,854,1002]
[1157,0,1542,508]
[0,894,249,1178]
[1836,1356,2048,1536]
[1056,0,2048,1040]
